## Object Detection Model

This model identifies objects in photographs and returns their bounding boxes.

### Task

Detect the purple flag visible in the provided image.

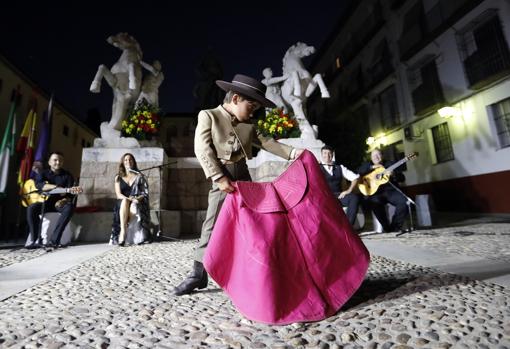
[34,94,53,162]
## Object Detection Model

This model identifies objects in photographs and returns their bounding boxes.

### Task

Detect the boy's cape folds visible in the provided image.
[204,150,370,324]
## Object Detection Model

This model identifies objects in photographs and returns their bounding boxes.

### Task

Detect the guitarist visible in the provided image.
[25,152,82,249]
[357,149,408,233]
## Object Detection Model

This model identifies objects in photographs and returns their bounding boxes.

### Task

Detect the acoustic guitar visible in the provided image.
[358,152,418,196]
[21,179,83,207]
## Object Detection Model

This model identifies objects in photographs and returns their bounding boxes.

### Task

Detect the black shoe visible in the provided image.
[25,243,40,250]
[172,261,208,296]
[43,243,55,251]
[56,244,68,248]
[118,240,125,247]
[396,228,412,237]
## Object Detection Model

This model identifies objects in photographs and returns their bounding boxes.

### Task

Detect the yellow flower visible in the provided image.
[277,126,283,133]
[134,119,139,124]
[140,120,145,124]
[137,127,142,132]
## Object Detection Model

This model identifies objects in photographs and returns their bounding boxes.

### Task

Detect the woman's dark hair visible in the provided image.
[117,153,139,178]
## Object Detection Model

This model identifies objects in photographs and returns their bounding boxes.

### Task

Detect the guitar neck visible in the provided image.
[384,157,410,174]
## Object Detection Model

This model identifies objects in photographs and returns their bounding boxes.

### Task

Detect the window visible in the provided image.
[369,39,393,85]
[490,98,510,148]
[378,85,400,129]
[63,125,69,136]
[431,122,454,162]
[398,2,426,58]
[410,59,445,115]
[458,12,510,88]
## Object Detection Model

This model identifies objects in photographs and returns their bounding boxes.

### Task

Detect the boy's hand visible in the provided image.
[293,148,304,159]
[215,176,235,193]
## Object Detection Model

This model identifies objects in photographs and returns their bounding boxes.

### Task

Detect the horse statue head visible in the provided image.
[282,42,315,75]
[107,32,143,61]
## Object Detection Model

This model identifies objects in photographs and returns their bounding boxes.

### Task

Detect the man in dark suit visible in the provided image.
[357,148,409,233]
[319,145,360,226]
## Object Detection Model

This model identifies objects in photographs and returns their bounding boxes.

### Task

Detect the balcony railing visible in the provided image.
[464,49,510,88]
[411,81,445,115]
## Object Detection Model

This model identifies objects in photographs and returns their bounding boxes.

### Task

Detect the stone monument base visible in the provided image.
[73,209,206,242]
[78,147,169,210]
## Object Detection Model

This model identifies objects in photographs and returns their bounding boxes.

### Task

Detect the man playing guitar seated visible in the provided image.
[357,148,409,233]
[25,152,82,249]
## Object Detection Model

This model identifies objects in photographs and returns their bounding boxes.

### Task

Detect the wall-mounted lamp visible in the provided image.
[438,106,462,118]
[366,136,375,145]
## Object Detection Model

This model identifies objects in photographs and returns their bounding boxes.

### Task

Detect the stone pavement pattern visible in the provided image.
[0,248,47,268]
[362,223,510,262]
[1,238,509,348]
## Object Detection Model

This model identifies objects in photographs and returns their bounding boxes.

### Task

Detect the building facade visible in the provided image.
[0,54,97,236]
[308,0,510,213]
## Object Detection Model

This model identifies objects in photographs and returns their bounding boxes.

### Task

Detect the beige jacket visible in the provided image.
[194,105,293,179]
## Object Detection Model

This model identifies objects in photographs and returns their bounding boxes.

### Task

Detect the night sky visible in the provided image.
[0,2,350,122]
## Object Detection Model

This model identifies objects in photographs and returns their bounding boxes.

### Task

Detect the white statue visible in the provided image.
[261,67,288,113]
[280,42,330,139]
[136,60,164,107]
[90,33,143,140]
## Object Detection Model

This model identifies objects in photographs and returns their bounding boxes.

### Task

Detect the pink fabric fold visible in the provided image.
[203,150,370,325]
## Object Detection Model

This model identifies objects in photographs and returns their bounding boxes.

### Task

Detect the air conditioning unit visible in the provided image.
[404,124,422,141]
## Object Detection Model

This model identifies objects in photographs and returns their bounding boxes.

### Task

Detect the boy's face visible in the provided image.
[232,94,261,122]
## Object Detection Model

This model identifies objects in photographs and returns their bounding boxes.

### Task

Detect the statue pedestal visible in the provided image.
[93,122,162,148]
[247,137,324,182]
[76,147,172,241]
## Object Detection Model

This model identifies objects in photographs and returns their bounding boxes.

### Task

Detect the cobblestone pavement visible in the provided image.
[1,237,509,348]
[362,222,510,262]
[0,247,49,268]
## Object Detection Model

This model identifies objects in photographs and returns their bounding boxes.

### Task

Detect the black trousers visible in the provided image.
[27,201,74,245]
[363,187,408,231]
[337,192,360,226]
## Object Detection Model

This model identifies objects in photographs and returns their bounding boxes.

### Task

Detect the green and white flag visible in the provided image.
[0,90,18,194]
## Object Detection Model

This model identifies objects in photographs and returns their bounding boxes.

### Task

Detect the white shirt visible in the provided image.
[321,163,359,182]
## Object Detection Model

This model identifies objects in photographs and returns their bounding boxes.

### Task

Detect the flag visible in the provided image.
[34,94,53,163]
[17,100,38,187]
[0,90,19,193]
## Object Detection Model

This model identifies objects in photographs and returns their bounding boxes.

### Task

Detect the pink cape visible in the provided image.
[203,150,370,324]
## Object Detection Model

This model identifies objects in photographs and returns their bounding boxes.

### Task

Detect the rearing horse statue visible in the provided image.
[280,42,330,139]
[90,33,143,135]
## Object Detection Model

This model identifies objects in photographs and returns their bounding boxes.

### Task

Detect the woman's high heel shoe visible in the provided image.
[118,240,125,247]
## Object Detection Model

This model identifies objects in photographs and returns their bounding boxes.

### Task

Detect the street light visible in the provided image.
[438,106,462,118]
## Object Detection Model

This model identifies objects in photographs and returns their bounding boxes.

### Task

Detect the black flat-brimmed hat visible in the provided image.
[216,74,276,108]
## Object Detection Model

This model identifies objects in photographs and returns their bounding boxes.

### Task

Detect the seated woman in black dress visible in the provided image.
[110,153,150,246]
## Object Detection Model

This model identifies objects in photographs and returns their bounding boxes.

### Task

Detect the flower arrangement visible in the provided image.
[121,100,161,140]
[257,108,301,139]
